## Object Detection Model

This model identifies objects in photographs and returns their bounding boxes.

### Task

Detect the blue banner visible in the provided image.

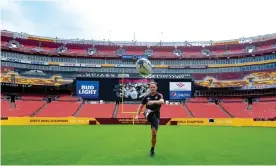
[122,55,148,60]
[169,91,191,100]
[76,81,99,99]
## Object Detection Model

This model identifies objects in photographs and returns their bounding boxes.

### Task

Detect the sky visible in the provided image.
[1,0,276,42]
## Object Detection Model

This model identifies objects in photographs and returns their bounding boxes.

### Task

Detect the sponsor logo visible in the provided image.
[76,81,99,98]
[169,91,191,100]
[171,92,176,97]
[176,82,185,88]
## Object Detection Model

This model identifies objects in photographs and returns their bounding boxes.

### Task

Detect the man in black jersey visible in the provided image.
[135,82,164,157]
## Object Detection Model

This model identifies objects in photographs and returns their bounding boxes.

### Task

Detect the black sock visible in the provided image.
[151,147,154,152]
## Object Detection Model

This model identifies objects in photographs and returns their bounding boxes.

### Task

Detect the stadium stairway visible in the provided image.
[247,104,252,110]
[73,102,85,117]
[30,102,48,117]
[112,103,119,118]
[217,103,233,118]
[183,103,194,117]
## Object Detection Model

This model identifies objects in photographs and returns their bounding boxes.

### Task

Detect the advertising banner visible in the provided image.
[168,65,207,69]
[169,82,192,100]
[60,63,81,67]
[76,72,192,79]
[95,118,171,125]
[6,58,21,63]
[31,61,48,65]
[0,117,94,125]
[121,55,148,60]
[80,64,101,67]
[21,60,32,64]
[76,81,99,99]
[115,64,136,68]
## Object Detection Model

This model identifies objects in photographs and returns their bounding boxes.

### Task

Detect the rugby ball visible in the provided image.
[135,58,152,76]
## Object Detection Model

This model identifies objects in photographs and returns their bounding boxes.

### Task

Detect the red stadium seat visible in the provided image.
[186,103,229,118]
[249,102,276,119]
[117,104,142,118]
[160,104,191,118]
[35,101,81,117]
[77,104,115,118]
[220,103,251,118]
[1,100,45,117]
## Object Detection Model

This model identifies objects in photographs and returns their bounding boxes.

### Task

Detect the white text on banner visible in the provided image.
[80,64,101,67]
[59,63,81,67]
[115,64,136,68]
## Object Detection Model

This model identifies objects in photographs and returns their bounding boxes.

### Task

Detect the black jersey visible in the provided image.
[141,93,163,118]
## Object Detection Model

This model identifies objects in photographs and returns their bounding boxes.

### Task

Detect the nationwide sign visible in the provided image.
[76,72,192,79]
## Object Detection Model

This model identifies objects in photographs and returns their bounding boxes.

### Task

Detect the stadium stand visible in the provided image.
[56,95,79,101]
[249,102,276,118]
[188,97,208,102]
[117,104,143,118]
[160,104,191,118]
[1,30,276,121]
[220,103,251,118]
[259,96,276,101]
[1,100,45,117]
[35,101,81,117]
[20,94,45,100]
[186,103,230,118]
[77,104,115,118]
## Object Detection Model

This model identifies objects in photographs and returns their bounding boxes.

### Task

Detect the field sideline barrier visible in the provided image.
[1,117,275,127]
[170,118,276,127]
[0,117,95,125]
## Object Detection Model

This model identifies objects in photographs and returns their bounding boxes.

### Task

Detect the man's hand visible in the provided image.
[135,115,139,120]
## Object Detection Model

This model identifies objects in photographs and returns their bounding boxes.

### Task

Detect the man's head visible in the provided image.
[149,82,157,94]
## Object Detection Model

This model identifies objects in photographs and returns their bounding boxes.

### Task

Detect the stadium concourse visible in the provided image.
[1,30,276,126]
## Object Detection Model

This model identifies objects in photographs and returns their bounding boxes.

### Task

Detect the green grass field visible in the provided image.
[1,125,276,165]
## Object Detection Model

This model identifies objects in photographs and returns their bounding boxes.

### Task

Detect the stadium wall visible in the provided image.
[1,117,275,127]
[0,117,95,125]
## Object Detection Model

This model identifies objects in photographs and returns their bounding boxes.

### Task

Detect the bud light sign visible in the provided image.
[77,81,99,99]
[169,82,191,100]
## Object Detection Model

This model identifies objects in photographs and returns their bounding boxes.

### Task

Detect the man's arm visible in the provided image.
[136,104,145,116]
[151,99,164,105]
[148,93,164,105]
[136,97,147,117]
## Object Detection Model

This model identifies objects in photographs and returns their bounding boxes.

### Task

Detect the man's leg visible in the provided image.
[150,116,159,157]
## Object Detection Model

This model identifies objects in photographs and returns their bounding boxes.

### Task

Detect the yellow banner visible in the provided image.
[154,65,168,68]
[0,117,95,126]
[170,118,276,127]
[48,62,60,65]
[208,59,276,68]
[27,36,55,43]
[213,40,239,46]
[101,64,115,67]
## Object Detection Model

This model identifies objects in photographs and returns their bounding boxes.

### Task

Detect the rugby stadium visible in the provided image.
[1,30,276,165]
